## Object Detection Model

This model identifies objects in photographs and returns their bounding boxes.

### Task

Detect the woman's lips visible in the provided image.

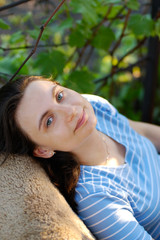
[75,110,86,132]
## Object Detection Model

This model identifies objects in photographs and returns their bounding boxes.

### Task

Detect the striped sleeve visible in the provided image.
[82,94,129,125]
[77,191,152,240]
[82,94,118,116]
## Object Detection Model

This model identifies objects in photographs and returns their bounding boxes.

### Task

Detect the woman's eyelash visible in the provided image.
[45,90,64,128]
[56,91,63,102]
[46,116,53,128]
[46,91,63,128]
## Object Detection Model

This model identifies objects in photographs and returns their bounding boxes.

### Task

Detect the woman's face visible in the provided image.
[16,80,97,156]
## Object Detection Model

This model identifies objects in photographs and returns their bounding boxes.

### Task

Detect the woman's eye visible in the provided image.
[46,116,53,127]
[57,92,63,102]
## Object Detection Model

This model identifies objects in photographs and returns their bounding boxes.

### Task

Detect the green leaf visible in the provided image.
[69,22,92,47]
[126,0,140,10]
[108,6,124,18]
[28,27,56,41]
[9,15,22,26]
[91,26,115,51]
[0,57,15,74]
[59,17,73,31]
[50,50,66,74]
[22,11,32,23]
[155,19,160,38]
[0,19,10,30]
[9,31,25,44]
[27,29,39,40]
[117,35,137,56]
[70,0,98,24]
[0,49,3,55]
[69,29,86,47]
[0,52,28,75]
[66,70,95,93]
[95,5,109,17]
[101,0,122,3]
[33,50,66,77]
[128,14,154,37]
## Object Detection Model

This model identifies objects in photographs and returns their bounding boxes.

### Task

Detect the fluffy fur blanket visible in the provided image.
[0,154,95,240]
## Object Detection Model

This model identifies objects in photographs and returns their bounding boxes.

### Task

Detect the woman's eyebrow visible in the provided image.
[38,84,57,130]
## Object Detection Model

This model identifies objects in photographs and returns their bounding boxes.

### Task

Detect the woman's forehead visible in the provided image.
[26,80,55,94]
[16,80,56,130]
[20,80,56,111]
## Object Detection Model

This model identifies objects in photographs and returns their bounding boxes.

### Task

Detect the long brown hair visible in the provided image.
[0,76,80,212]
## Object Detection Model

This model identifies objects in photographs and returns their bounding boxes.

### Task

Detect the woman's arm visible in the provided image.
[129,120,160,153]
[77,191,153,240]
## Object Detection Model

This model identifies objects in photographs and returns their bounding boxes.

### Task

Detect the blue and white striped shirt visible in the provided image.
[75,95,160,240]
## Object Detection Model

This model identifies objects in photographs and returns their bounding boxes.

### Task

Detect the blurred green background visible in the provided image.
[0,0,160,123]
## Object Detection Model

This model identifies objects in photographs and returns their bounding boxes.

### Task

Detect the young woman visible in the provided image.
[0,76,159,240]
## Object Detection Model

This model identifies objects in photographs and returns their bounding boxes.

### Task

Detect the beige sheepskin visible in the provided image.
[0,154,95,240]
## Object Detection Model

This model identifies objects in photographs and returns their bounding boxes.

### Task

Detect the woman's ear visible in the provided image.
[33,146,55,158]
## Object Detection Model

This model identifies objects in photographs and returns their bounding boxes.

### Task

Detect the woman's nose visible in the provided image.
[57,105,77,122]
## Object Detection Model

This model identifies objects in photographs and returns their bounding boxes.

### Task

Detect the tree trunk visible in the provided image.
[142,0,160,123]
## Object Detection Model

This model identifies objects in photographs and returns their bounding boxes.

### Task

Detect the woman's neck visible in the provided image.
[71,129,108,166]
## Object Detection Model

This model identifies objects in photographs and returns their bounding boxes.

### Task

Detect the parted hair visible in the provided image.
[0,76,80,212]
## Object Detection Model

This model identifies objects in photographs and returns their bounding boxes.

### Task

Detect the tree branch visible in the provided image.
[73,4,114,70]
[9,0,66,82]
[94,56,148,84]
[72,5,126,70]
[117,38,146,66]
[107,6,126,28]
[0,0,33,12]
[84,46,94,65]
[0,72,13,85]
[0,42,67,52]
[110,9,132,56]
[94,37,147,93]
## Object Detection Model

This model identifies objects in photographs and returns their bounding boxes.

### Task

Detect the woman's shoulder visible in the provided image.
[82,94,109,104]
[82,94,118,116]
